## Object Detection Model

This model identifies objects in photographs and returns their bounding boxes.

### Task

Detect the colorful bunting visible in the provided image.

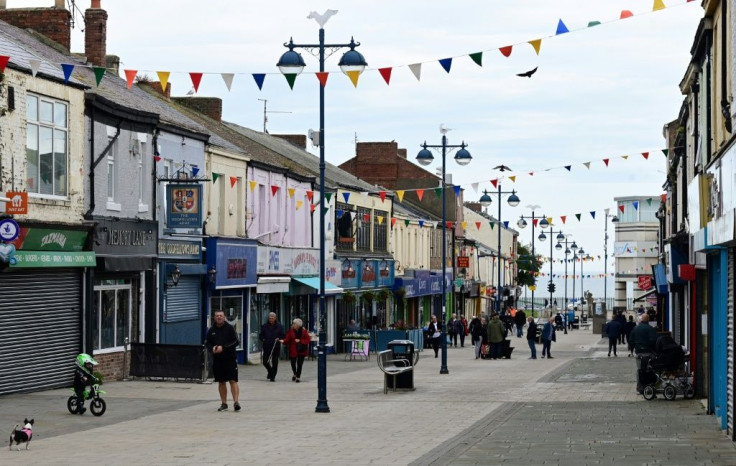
[509,176,516,183]
[633,201,639,211]
[564,165,571,171]
[490,179,498,188]
[93,67,106,86]
[378,68,392,85]
[528,39,542,55]
[124,69,137,89]
[0,55,8,73]
[252,73,265,90]
[391,217,397,227]
[61,63,74,84]
[315,72,329,87]
[396,190,405,203]
[346,70,360,87]
[296,201,303,211]
[28,59,41,77]
[416,189,424,201]
[499,46,513,57]
[325,192,333,203]
[587,21,601,27]
[271,186,280,196]
[377,216,384,225]
[230,176,238,188]
[249,181,257,192]
[404,219,411,227]
[189,72,203,93]
[560,216,567,224]
[191,166,200,177]
[288,187,295,198]
[475,221,482,230]
[642,152,650,159]
[156,71,170,92]
[283,73,297,89]
[555,19,569,35]
[379,191,386,202]
[620,10,634,19]
[212,173,220,183]
[341,192,349,203]
[409,63,422,81]
[307,191,314,202]
[575,213,582,221]
[439,58,452,73]
[453,186,461,197]
[603,158,610,166]
[618,204,625,214]
[310,203,316,213]
[221,73,234,91]
[434,187,442,199]
[469,52,483,66]
[590,211,596,219]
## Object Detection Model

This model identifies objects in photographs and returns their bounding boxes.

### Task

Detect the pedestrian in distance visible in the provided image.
[624,315,636,356]
[604,316,622,357]
[566,308,575,331]
[448,313,459,347]
[541,316,556,359]
[514,308,526,338]
[616,311,627,345]
[346,319,360,332]
[468,315,483,359]
[453,315,466,348]
[280,318,311,383]
[628,313,659,394]
[526,316,537,359]
[259,312,284,382]
[428,315,442,358]
[487,313,506,360]
[480,317,489,359]
[460,314,469,347]
[205,309,241,412]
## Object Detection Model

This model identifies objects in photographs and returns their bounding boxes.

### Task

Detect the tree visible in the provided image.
[516,244,540,288]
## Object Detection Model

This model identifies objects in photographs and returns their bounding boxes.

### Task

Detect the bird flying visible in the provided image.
[307,9,338,27]
[493,165,512,172]
[516,66,538,78]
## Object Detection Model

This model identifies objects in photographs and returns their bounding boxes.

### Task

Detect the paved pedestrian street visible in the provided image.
[2,329,735,465]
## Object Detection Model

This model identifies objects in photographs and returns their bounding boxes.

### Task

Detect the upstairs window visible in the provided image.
[26,94,68,197]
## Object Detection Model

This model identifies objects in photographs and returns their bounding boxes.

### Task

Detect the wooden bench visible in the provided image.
[377,350,415,394]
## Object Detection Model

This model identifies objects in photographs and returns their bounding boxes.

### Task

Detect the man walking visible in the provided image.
[628,314,659,394]
[604,315,622,357]
[487,313,505,360]
[514,309,526,338]
[206,309,241,412]
[526,316,537,359]
[541,316,556,359]
[259,312,284,382]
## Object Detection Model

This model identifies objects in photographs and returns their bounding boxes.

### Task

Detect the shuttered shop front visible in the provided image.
[0,270,82,395]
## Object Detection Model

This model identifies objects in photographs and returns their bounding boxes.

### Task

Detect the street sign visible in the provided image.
[638,275,652,290]
[4,192,28,214]
[457,256,470,268]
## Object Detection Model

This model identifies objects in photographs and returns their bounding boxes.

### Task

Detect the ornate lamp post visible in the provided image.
[560,234,573,311]
[538,225,565,331]
[479,186,520,314]
[277,11,367,413]
[416,131,471,375]
[571,241,579,310]
[604,209,619,310]
[517,206,548,315]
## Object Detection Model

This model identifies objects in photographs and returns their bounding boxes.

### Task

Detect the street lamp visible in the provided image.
[604,209,619,311]
[416,131,471,375]
[479,186,520,314]
[570,241,579,310]
[560,234,573,311]
[580,250,591,312]
[517,206,548,315]
[277,12,367,413]
[538,225,564,330]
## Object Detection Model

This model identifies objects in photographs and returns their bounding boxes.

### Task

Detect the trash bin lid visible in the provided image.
[387,340,414,345]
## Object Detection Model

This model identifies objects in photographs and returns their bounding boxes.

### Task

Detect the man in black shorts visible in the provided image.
[206,309,241,411]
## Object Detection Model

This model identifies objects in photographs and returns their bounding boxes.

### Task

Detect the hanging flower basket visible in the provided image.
[342,290,356,304]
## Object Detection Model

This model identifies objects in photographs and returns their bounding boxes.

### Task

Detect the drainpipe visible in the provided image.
[84,117,121,218]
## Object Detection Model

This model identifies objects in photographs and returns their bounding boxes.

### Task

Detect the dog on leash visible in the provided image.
[8,418,33,451]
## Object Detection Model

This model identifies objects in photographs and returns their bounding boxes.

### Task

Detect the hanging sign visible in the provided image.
[166,184,202,229]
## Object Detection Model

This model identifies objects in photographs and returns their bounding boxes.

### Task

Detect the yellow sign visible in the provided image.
[529,285,537,291]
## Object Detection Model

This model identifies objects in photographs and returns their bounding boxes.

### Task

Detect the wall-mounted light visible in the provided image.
[379,259,389,277]
[165,265,181,290]
[208,265,217,285]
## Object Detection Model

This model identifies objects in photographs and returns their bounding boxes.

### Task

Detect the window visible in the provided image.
[356,207,371,251]
[26,94,68,196]
[107,138,116,200]
[209,295,244,351]
[374,209,388,252]
[93,279,132,351]
[138,138,148,212]
[335,202,354,251]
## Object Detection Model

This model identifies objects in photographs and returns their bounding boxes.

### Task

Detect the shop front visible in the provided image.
[0,224,95,394]
[205,237,258,364]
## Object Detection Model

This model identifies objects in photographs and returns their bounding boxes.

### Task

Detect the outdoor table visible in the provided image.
[343,338,370,361]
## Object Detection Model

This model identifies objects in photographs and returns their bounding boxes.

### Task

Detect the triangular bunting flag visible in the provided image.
[573,213,581,221]
[377,216,384,225]
[341,192,349,203]
[325,192,333,203]
[360,191,369,199]
[61,64,74,84]
[323,207,329,216]
[583,162,591,169]
[565,165,571,171]
[154,155,161,162]
[0,55,9,73]
[212,173,220,183]
[336,209,343,219]
[409,63,422,81]
[221,73,234,91]
[499,46,513,57]
[93,67,106,86]
[391,218,397,227]
[418,220,425,228]
[404,219,411,227]
[230,176,238,188]
[191,166,200,177]
[588,21,601,27]
[642,152,649,159]
[156,71,170,92]
[310,204,316,213]
[283,73,297,89]
[307,191,314,202]
[469,52,483,66]
[475,221,482,230]
[528,39,542,55]
[189,72,203,93]
[603,158,610,166]
[509,176,516,183]
[296,200,303,210]
[397,190,405,203]
[647,198,653,206]
[555,19,569,35]
[620,10,634,19]
[503,221,509,229]
[528,172,534,176]
[416,189,424,201]
[560,215,567,224]
[124,69,137,89]
[439,58,452,73]
[490,179,498,188]
[633,201,639,211]
[461,221,467,230]
[434,187,442,199]
[490,222,495,230]
[315,72,329,87]
[249,180,257,192]
[590,211,596,219]
[532,219,538,227]
[618,204,625,214]
[252,73,266,90]
[662,149,669,157]
[288,187,295,198]
[271,186,280,196]
[29,59,41,77]
[379,191,386,202]
[446,221,453,229]
[378,67,392,85]
[346,70,361,87]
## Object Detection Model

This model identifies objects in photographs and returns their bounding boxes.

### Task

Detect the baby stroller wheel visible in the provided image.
[67,395,80,414]
[663,384,677,401]
[643,385,656,400]
[683,384,695,399]
[90,398,106,416]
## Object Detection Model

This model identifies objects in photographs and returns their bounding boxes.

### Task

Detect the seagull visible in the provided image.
[307,9,338,27]
[439,123,452,134]
[516,66,538,78]
[185,87,195,96]
[493,165,512,172]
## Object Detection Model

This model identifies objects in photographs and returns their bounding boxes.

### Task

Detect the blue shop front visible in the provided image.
[394,269,449,328]
[205,237,258,364]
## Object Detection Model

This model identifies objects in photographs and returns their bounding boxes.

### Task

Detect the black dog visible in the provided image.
[8,418,33,451]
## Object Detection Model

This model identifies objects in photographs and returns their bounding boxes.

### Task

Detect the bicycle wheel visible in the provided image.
[663,384,677,401]
[643,385,656,400]
[90,398,106,416]
[67,395,79,414]
[684,384,695,399]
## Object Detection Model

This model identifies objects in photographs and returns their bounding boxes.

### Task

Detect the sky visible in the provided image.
[10,1,703,294]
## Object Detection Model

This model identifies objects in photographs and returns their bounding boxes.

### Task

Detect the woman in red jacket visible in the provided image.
[280,318,311,383]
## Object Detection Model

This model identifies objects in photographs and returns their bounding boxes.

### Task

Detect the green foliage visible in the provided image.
[515,244,540,288]
[360,290,375,304]
[376,289,390,302]
[342,290,356,304]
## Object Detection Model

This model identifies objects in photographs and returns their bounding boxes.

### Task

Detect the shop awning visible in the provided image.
[633,289,657,302]
[291,277,343,295]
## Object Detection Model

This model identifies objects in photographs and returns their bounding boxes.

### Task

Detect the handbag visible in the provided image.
[296,329,308,353]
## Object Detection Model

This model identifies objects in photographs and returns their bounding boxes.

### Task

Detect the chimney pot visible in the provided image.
[55,0,64,8]
[91,0,101,8]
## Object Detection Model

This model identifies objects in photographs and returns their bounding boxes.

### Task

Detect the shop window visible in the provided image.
[93,279,132,352]
[26,94,68,197]
[209,295,243,351]
[374,209,388,252]
[250,293,282,354]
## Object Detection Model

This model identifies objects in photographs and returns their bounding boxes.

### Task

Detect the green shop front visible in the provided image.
[0,224,95,395]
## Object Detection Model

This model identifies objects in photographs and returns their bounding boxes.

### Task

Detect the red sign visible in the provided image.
[638,275,652,290]
[4,192,28,214]
[457,256,470,268]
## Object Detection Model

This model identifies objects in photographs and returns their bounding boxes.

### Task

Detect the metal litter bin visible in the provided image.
[386,340,417,390]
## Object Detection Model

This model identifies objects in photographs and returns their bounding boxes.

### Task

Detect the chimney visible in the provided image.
[0,1,71,50]
[84,0,107,67]
[141,81,171,99]
[397,148,407,159]
[171,97,223,122]
[273,134,307,149]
